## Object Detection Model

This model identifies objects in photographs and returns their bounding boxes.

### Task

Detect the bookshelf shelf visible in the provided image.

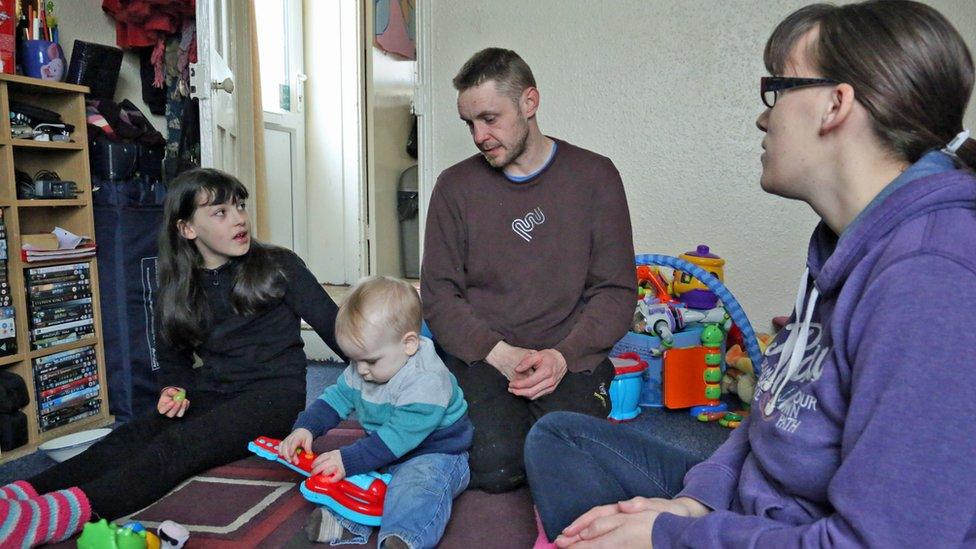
[16,199,86,208]
[1,74,89,94]
[27,337,99,360]
[0,74,111,464]
[0,353,24,367]
[6,140,85,150]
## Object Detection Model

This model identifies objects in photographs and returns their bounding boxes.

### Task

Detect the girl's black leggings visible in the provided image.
[29,387,305,519]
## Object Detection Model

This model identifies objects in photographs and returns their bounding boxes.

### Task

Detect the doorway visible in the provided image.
[253,0,419,285]
[254,0,307,260]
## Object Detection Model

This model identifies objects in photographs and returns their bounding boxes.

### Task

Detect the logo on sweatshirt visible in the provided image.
[512,207,546,241]
[757,321,829,434]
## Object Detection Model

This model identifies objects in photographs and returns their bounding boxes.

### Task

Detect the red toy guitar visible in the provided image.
[248,436,390,526]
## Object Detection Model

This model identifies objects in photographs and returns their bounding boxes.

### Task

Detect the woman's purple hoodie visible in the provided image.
[654,151,976,547]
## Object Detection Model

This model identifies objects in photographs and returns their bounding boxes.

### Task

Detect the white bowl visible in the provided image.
[38,428,112,462]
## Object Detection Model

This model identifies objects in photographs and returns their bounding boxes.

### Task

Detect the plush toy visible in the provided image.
[721,333,772,406]
[157,521,189,549]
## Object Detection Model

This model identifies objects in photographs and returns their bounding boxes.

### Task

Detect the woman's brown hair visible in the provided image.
[765,0,976,168]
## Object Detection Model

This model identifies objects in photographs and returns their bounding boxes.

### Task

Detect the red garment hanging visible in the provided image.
[102,0,195,49]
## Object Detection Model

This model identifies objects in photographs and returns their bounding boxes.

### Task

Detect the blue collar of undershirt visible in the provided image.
[504,141,558,183]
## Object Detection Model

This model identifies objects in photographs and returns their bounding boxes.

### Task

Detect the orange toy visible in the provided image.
[662,346,709,409]
[663,324,725,409]
[636,266,674,302]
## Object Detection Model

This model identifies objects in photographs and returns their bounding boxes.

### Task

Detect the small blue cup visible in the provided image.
[19,39,66,81]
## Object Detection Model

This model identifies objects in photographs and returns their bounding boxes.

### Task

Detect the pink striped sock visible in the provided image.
[0,487,91,547]
[0,481,38,500]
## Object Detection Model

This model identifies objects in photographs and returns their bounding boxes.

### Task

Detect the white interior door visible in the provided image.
[256,0,307,258]
[192,0,239,173]
[304,0,367,285]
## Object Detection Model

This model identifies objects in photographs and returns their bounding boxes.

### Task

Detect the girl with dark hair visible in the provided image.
[525,1,976,547]
[0,169,344,546]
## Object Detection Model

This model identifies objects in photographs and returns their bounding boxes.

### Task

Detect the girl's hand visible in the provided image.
[157,386,189,418]
[279,428,314,464]
[311,450,346,482]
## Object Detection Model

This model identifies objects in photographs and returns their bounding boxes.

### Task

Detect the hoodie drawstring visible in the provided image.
[765,268,820,416]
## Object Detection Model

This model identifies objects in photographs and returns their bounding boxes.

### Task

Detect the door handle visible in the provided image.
[211,77,235,94]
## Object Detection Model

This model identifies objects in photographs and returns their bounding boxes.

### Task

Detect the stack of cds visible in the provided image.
[33,346,100,432]
[26,263,95,350]
[0,210,14,357]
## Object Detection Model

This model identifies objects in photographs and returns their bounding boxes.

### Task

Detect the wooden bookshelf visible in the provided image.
[6,140,86,151]
[0,74,112,463]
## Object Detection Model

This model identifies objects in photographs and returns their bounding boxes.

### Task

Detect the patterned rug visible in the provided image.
[125,456,316,547]
[48,422,537,548]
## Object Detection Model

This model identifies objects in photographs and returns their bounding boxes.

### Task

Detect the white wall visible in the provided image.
[57,1,166,132]
[422,0,976,330]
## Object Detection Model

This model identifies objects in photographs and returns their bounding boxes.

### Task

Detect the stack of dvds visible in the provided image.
[26,263,95,350]
[32,346,100,432]
[0,210,14,357]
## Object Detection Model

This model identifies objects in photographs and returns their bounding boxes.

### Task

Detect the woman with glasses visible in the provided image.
[524,1,976,546]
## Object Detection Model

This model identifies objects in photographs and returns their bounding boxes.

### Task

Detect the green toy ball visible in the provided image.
[701,324,724,346]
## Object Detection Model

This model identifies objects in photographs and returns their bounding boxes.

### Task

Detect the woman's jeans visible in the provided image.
[524,412,702,540]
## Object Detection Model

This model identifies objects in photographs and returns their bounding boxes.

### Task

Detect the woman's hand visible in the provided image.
[556,509,657,548]
[558,502,620,542]
[618,496,710,518]
[279,428,313,464]
[556,496,710,547]
[157,386,189,418]
[311,450,346,482]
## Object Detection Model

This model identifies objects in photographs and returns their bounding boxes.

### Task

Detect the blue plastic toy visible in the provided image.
[608,353,648,422]
[248,436,391,526]
[300,471,392,527]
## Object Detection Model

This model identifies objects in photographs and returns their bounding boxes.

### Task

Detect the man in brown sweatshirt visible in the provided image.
[421,48,636,493]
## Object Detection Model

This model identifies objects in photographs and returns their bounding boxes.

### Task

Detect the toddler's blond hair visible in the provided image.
[335,276,422,349]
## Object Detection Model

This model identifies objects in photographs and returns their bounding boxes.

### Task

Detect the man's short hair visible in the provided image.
[336,276,423,349]
[453,48,537,102]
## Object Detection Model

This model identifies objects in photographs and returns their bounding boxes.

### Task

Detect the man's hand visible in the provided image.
[508,349,568,399]
[157,386,189,418]
[311,450,346,482]
[278,428,314,464]
[485,341,534,381]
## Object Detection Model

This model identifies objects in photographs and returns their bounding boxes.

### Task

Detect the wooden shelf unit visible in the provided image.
[0,74,112,464]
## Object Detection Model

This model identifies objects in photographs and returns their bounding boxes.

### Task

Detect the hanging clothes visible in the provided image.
[102,0,195,87]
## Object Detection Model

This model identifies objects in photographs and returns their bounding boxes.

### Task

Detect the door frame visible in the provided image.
[414,1,434,260]
[259,0,308,260]
[335,0,368,282]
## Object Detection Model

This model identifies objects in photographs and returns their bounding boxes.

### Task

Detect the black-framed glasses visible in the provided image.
[761,76,839,108]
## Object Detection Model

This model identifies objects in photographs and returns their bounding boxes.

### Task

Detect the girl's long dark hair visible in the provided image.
[158,168,286,349]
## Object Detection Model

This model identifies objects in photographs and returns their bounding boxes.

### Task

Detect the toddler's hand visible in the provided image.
[311,450,346,482]
[157,387,189,418]
[279,428,313,464]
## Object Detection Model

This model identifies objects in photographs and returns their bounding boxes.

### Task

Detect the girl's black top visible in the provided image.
[155,249,343,396]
